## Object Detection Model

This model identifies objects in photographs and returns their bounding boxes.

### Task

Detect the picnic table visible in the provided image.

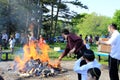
[2,50,12,61]
[94,52,109,61]
[56,49,109,61]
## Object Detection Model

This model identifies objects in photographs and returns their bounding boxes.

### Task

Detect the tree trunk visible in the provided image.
[26,0,30,34]
[49,1,54,43]
[53,0,61,37]
[37,0,43,39]
[26,12,29,33]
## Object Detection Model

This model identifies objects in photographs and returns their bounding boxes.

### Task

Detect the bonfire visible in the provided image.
[13,40,65,77]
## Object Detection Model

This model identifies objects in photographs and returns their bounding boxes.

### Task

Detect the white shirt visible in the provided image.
[9,38,16,48]
[2,33,8,41]
[29,36,36,41]
[73,59,101,80]
[86,43,90,49]
[107,30,120,60]
[15,33,20,39]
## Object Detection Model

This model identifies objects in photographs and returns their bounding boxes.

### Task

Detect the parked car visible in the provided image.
[53,37,57,42]
[57,36,64,42]
[47,36,65,43]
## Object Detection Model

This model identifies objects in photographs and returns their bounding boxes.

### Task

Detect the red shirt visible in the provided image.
[61,33,86,58]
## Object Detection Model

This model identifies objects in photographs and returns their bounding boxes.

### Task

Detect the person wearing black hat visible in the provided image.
[73,49,101,80]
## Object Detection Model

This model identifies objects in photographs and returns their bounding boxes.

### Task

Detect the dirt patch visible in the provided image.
[0,61,119,80]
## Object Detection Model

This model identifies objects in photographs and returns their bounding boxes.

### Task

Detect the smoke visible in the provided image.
[14,47,24,56]
[8,0,37,32]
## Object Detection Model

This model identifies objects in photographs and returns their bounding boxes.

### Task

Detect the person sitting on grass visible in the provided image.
[87,67,101,80]
[73,49,101,80]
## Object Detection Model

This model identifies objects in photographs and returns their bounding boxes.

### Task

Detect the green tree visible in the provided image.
[113,10,120,31]
[0,0,9,30]
[48,0,88,37]
[75,13,111,37]
[0,0,88,39]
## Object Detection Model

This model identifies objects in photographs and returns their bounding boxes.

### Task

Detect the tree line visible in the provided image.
[72,10,120,38]
[0,0,87,41]
[0,0,120,42]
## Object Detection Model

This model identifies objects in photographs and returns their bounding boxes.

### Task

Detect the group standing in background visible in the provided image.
[15,31,20,46]
[80,34,90,49]
[0,23,120,80]
[9,35,16,54]
[2,31,8,49]
[84,34,100,46]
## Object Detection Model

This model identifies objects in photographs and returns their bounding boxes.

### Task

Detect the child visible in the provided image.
[9,37,16,54]
[73,49,101,80]
[84,40,90,49]
[87,67,101,80]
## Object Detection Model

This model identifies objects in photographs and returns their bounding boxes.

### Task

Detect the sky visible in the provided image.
[69,0,120,18]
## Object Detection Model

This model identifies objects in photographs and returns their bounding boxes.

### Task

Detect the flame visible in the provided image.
[49,60,61,68]
[14,56,26,70]
[38,38,50,62]
[14,38,61,71]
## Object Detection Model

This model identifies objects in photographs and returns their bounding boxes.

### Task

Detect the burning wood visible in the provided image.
[13,40,67,78]
[16,58,65,77]
[19,73,31,77]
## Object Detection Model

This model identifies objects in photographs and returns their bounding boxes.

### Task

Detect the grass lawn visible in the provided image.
[49,42,66,50]
[49,42,77,61]
[1,46,20,61]
[49,42,108,65]
[1,42,108,66]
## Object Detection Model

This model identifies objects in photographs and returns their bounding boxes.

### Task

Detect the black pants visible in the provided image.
[76,47,87,80]
[77,60,86,80]
[2,39,8,49]
[15,38,19,46]
[109,56,119,80]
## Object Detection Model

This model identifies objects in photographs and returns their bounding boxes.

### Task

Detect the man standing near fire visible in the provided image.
[58,29,87,80]
[98,23,120,80]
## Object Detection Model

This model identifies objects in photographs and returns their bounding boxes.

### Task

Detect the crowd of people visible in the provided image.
[58,23,120,80]
[0,31,38,61]
[0,31,40,50]
[58,29,101,80]
[0,23,120,80]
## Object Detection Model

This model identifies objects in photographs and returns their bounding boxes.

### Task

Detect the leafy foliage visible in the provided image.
[73,13,111,37]
[112,10,120,31]
[0,0,88,38]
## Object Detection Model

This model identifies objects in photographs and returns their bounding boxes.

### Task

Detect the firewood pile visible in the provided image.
[0,61,76,80]
[6,40,68,79]
[11,58,67,78]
